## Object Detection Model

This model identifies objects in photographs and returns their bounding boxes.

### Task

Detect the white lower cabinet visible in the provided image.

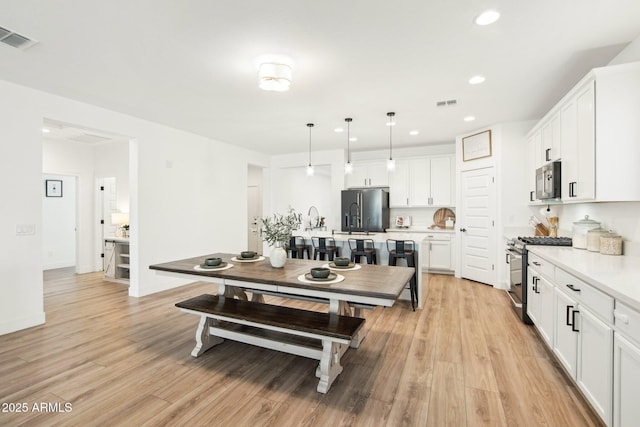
[527,268,554,346]
[577,305,613,425]
[421,234,454,273]
[553,287,578,377]
[613,334,640,427]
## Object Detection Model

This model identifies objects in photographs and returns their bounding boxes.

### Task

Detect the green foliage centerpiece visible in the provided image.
[261,208,302,267]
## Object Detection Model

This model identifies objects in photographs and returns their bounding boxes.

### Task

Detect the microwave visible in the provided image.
[535,161,561,200]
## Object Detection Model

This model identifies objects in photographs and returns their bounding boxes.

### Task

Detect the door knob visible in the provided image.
[460,228,467,232]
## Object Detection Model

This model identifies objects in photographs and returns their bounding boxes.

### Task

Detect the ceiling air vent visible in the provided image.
[436,99,458,107]
[0,26,38,50]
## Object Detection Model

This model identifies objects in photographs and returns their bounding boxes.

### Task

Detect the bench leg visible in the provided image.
[191,316,223,357]
[316,340,343,394]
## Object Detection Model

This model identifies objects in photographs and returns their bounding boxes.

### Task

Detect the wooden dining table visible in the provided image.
[149,253,415,391]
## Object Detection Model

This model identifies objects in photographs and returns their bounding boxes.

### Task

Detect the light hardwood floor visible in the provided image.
[0,270,603,426]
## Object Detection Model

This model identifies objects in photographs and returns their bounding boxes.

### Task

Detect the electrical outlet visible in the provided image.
[16,224,36,235]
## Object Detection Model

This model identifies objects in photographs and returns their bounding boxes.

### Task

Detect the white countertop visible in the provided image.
[386,227,455,234]
[528,246,640,311]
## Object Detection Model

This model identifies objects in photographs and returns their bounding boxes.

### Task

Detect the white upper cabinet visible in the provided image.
[528,61,640,202]
[346,160,389,188]
[388,156,454,208]
[541,112,561,163]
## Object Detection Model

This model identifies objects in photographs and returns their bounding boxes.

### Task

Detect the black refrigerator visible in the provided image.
[341,188,390,232]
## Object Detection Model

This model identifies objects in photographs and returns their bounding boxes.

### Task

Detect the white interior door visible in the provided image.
[459,167,496,285]
[96,177,118,270]
[247,185,262,254]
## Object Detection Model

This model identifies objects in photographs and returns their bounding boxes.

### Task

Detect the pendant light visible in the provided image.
[306,123,314,176]
[386,112,396,171]
[344,117,353,174]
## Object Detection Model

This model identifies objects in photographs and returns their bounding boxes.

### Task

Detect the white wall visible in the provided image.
[94,139,130,212]
[0,78,268,335]
[42,174,76,269]
[609,34,640,65]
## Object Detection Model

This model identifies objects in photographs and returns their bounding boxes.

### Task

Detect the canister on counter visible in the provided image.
[600,233,623,255]
[572,215,600,249]
[586,229,609,252]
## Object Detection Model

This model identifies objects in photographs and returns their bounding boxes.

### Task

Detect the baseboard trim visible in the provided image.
[0,312,46,336]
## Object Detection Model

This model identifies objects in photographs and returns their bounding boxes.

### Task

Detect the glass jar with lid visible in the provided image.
[572,215,600,249]
[586,229,609,252]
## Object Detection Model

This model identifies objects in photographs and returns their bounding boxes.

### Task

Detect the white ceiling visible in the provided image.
[2,1,640,154]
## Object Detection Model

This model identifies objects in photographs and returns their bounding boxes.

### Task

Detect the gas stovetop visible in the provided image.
[517,236,573,246]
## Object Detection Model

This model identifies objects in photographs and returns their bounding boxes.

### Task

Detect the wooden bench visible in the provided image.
[175,294,365,393]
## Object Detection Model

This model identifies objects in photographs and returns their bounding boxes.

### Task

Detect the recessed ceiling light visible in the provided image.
[475,9,500,26]
[464,116,476,122]
[42,128,50,133]
[409,130,419,136]
[349,137,358,142]
[468,75,486,85]
[385,121,396,127]
[334,127,344,133]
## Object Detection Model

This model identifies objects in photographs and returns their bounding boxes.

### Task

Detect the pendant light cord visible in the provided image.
[345,118,352,163]
[387,112,395,160]
[307,123,314,166]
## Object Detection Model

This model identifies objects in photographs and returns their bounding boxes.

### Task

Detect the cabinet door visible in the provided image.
[389,159,410,207]
[367,161,389,187]
[409,158,430,206]
[561,98,578,201]
[346,165,368,188]
[577,306,613,426]
[537,275,555,346]
[542,113,561,163]
[575,81,596,200]
[429,157,452,206]
[428,239,452,271]
[527,269,540,325]
[104,241,115,278]
[527,132,540,202]
[614,334,640,427]
[553,287,578,378]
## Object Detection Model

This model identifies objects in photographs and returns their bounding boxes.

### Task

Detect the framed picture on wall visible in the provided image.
[462,130,492,161]
[45,179,63,197]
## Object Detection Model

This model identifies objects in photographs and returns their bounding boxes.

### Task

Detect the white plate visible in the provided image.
[322,262,362,271]
[193,263,234,271]
[230,256,266,263]
[297,273,344,285]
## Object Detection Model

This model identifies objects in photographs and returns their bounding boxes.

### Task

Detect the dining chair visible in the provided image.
[348,238,377,264]
[311,237,340,261]
[386,239,417,310]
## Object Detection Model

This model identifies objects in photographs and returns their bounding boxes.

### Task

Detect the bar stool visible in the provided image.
[311,237,340,261]
[285,236,311,259]
[348,238,377,264]
[387,239,417,310]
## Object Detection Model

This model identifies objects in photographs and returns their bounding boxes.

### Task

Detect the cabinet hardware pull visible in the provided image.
[566,305,574,326]
[505,253,510,264]
[532,261,541,266]
[545,148,551,162]
[571,309,580,332]
[530,191,535,202]
[566,284,581,292]
[614,310,630,324]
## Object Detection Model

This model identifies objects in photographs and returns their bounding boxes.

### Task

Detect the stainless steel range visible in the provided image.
[505,236,572,324]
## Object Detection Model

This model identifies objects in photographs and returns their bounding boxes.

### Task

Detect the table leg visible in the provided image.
[191,315,223,357]
[316,340,343,394]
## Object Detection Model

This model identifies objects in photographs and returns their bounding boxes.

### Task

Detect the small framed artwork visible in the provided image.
[45,179,63,197]
[462,130,492,162]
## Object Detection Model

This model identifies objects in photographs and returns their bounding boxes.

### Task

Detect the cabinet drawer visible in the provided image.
[555,267,614,323]
[527,253,555,280]
[615,301,640,347]
[423,233,451,241]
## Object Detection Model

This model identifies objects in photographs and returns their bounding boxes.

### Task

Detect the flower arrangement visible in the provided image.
[261,208,302,247]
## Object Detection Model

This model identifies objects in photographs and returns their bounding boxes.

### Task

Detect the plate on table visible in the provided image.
[325,262,361,271]
[230,255,265,263]
[193,262,233,271]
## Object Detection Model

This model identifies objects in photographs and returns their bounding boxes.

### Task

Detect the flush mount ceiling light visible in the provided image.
[468,75,486,85]
[257,57,293,91]
[475,9,500,26]
[386,112,396,172]
[306,123,314,176]
[344,118,353,175]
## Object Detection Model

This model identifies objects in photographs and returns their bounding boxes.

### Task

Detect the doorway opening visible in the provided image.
[247,164,263,254]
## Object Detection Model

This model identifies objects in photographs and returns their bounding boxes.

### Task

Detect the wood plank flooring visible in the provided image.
[0,270,603,426]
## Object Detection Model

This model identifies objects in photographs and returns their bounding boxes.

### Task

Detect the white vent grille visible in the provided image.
[436,99,458,107]
[0,26,38,50]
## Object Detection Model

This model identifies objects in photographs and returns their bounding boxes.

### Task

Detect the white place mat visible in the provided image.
[297,273,345,285]
[322,262,362,271]
[193,263,234,272]
[230,256,266,263]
